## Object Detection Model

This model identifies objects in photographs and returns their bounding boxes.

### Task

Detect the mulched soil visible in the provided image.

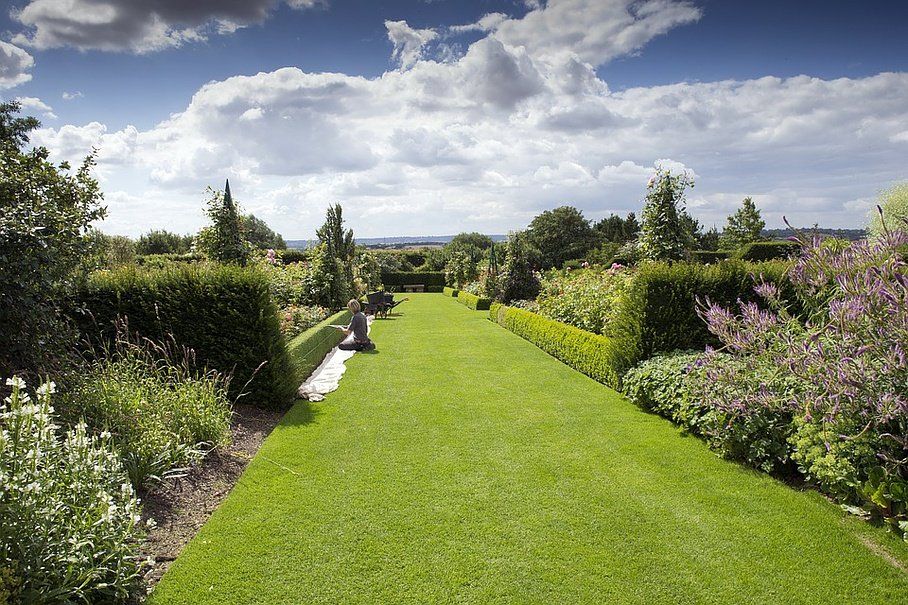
[138,403,285,592]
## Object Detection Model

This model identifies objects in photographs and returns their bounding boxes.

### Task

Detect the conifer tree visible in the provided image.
[720,197,765,250]
[198,179,249,265]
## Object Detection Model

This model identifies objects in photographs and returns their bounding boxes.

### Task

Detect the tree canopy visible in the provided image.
[526,205,599,269]
[720,197,765,250]
[242,214,286,250]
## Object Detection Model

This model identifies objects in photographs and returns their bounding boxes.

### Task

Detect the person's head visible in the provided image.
[347,299,361,314]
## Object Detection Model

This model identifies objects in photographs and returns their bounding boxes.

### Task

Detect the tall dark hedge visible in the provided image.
[607,260,796,363]
[74,265,296,409]
[381,271,446,287]
[733,240,799,262]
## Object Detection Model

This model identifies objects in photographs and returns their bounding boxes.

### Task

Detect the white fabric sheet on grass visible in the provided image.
[297,316,372,402]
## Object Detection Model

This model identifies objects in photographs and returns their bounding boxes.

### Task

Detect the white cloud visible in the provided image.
[12,0,324,53]
[385,20,438,69]
[449,12,509,34]
[28,0,908,237]
[0,41,34,88]
[62,91,84,100]
[14,96,56,120]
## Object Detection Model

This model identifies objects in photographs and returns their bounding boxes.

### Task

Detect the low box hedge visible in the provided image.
[489,305,630,389]
[286,309,353,383]
[607,260,796,363]
[457,290,491,310]
[74,265,296,409]
[733,240,799,262]
[443,287,460,297]
[381,271,446,288]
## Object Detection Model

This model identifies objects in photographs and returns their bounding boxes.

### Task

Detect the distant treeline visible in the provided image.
[762,227,866,241]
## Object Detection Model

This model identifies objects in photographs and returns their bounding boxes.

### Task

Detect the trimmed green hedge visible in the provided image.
[690,250,729,264]
[457,290,491,311]
[281,249,309,264]
[733,240,799,262]
[426,285,444,293]
[286,309,353,383]
[607,260,795,363]
[443,287,460,297]
[489,305,630,389]
[74,265,296,409]
[381,271,446,288]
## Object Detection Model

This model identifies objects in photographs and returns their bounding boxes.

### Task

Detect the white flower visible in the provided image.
[36,381,56,395]
[5,377,26,389]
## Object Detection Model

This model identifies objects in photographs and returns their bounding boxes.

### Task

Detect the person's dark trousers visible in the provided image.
[338,340,375,351]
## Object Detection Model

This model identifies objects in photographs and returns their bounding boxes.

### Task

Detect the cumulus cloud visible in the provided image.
[28,0,908,236]
[0,41,34,88]
[386,20,438,69]
[62,91,84,100]
[11,0,324,53]
[15,96,56,120]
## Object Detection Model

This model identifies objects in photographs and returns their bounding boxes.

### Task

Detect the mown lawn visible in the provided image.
[149,294,908,604]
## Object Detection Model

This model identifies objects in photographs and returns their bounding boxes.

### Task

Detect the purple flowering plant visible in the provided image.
[696,220,908,534]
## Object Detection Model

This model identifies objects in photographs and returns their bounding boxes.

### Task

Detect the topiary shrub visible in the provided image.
[74,265,295,409]
[607,260,795,364]
[733,240,799,261]
[456,290,491,310]
[489,305,631,389]
[689,250,729,264]
[286,309,353,383]
[443,286,460,297]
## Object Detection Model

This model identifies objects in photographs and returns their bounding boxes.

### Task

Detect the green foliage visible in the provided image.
[196,181,250,266]
[498,231,540,303]
[286,309,352,382]
[88,230,136,269]
[0,102,106,379]
[353,249,382,296]
[622,351,704,421]
[449,232,493,250]
[443,287,459,297]
[690,250,729,264]
[136,253,203,268]
[381,271,446,288]
[526,206,599,269]
[136,229,193,255]
[867,182,908,239]
[699,226,721,251]
[733,240,799,261]
[278,305,330,339]
[536,266,632,334]
[74,265,296,408]
[0,377,150,603]
[489,305,630,388]
[608,260,795,363]
[314,204,355,308]
[456,290,491,311]
[720,197,765,249]
[594,212,638,244]
[444,249,478,288]
[638,168,694,262]
[65,338,232,488]
[242,214,286,250]
[280,248,310,264]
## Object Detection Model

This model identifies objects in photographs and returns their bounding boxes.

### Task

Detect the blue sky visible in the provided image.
[1,0,906,237]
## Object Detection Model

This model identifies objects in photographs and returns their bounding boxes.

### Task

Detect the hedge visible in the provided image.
[136,253,203,267]
[286,309,353,383]
[73,265,296,409]
[426,285,444,293]
[381,271,446,288]
[607,260,795,364]
[443,287,460,297]
[733,240,799,262]
[690,250,729,264]
[457,290,491,310]
[489,305,630,389]
[281,249,309,264]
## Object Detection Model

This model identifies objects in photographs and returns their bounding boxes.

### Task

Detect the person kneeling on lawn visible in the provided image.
[337,299,375,351]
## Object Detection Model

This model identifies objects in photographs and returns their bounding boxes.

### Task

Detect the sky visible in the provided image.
[1,0,907,238]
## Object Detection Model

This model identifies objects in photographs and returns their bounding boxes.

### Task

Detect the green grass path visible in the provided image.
[150,294,908,604]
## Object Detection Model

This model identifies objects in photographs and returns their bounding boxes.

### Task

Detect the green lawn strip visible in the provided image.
[150,294,908,604]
